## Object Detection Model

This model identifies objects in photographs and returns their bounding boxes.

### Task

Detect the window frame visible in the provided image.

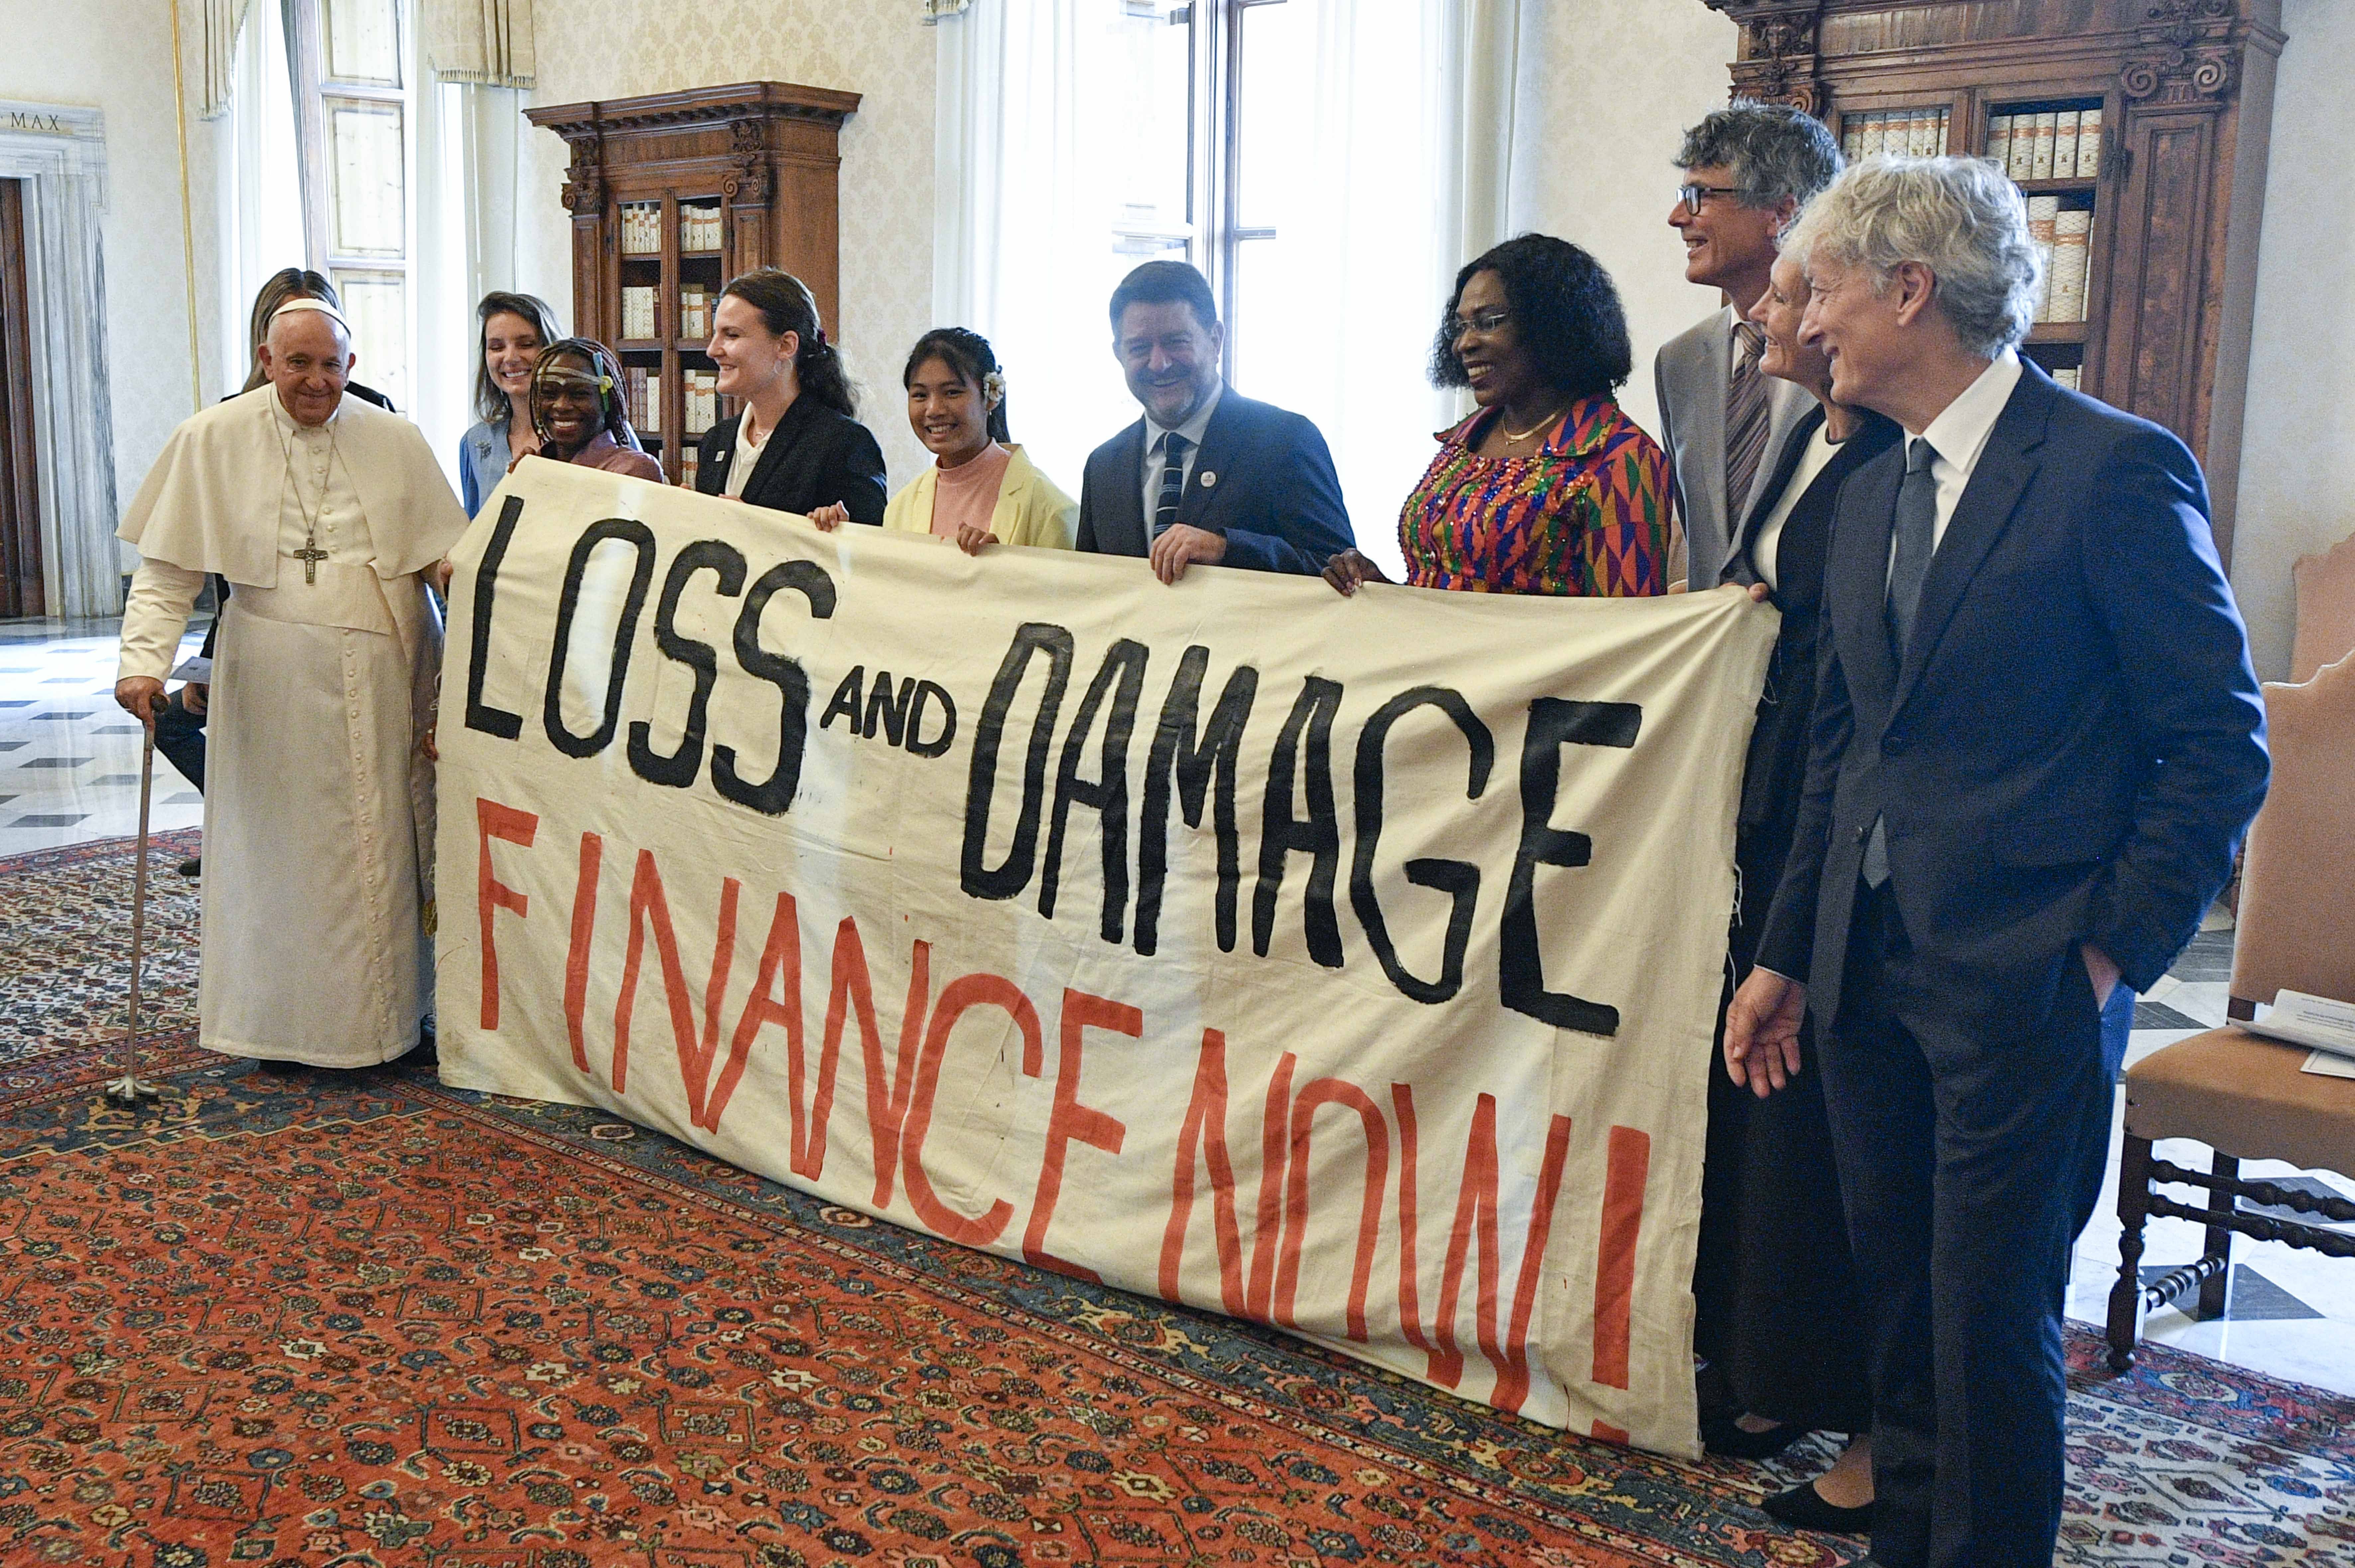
[283,0,411,396]
[1173,0,1288,382]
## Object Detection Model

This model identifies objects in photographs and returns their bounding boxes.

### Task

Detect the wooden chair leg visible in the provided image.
[2195,1150,2240,1321]
[2107,1132,2155,1372]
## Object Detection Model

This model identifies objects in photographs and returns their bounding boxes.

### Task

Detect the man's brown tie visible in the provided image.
[1725,320,1771,538]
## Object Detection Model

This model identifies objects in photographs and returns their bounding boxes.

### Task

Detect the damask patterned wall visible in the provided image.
[1505,1,1742,441]
[0,6,224,557]
[522,0,937,484]
[2233,0,2355,680]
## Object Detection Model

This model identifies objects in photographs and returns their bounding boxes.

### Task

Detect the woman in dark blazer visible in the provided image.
[1693,245,1897,1532]
[694,268,888,524]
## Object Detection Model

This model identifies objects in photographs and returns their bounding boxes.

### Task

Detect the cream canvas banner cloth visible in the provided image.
[437,459,1776,1454]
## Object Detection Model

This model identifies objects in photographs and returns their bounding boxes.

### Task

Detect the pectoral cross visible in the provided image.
[293,539,328,584]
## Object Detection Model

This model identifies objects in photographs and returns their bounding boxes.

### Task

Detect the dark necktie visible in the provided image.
[1885,436,1939,654]
[1152,433,1190,540]
[1724,321,1770,530]
[1863,436,1940,888]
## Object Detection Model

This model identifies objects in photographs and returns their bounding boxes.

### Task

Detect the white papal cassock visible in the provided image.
[117,388,468,1067]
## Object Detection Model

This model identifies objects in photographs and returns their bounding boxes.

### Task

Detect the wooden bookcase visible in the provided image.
[524,82,861,485]
[1704,0,2285,566]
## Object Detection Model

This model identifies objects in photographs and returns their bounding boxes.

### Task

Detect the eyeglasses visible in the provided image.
[1677,183,1743,217]
[1449,308,1511,339]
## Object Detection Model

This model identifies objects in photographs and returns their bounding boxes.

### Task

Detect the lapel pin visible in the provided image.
[1200,470,1218,488]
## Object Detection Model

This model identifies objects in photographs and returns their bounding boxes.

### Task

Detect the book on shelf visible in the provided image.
[646,372,661,436]
[1995,104,2103,187]
[621,202,661,256]
[681,369,718,436]
[680,202,722,252]
[2026,195,2060,321]
[679,285,710,342]
[2049,207,2091,324]
[2053,366,2081,391]
[679,448,700,489]
[1844,108,1951,160]
[621,285,658,342]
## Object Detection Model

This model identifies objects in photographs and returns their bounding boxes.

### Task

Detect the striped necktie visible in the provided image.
[1725,321,1771,531]
[1152,433,1190,540]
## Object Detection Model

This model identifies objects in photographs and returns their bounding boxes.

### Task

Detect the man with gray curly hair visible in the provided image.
[1726,155,2268,1568]
[1656,100,1842,591]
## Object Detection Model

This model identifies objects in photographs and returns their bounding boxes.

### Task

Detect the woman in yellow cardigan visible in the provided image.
[811,328,1077,552]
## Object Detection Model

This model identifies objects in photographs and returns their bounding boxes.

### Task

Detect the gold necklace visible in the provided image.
[1499,405,1566,443]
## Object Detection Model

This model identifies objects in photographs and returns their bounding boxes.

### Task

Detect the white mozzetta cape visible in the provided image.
[116,389,467,585]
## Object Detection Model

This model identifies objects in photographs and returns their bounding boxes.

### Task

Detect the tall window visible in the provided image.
[1109,0,1307,387]
[286,0,412,407]
[950,0,1460,568]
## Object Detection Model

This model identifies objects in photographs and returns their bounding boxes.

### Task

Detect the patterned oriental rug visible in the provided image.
[1,834,2350,1568]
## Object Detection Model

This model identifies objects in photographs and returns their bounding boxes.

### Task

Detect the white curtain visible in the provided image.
[213,0,307,396]
[416,7,542,487]
[195,0,259,120]
[933,0,1525,577]
[419,0,536,88]
[933,1,1149,514]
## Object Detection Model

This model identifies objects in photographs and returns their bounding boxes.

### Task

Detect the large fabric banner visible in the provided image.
[436,459,1776,1454]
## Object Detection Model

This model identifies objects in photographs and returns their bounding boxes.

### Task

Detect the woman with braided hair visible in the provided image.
[521,338,662,483]
[815,327,1074,552]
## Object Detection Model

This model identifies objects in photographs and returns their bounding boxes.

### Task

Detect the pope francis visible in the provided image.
[114,299,468,1071]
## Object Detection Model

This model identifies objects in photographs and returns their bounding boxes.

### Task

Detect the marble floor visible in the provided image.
[5,615,2352,1399]
[0,616,209,856]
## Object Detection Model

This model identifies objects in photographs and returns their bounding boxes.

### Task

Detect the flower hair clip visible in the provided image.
[982,370,1007,406]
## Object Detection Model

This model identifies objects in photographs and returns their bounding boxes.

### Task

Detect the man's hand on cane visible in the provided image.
[116,677,166,727]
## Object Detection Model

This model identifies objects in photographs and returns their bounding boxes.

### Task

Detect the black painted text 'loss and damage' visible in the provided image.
[462,500,1640,1036]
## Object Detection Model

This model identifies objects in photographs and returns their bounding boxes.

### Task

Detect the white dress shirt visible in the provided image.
[723,409,770,500]
[1139,380,1224,527]
[1750,417,1840,593]
[1907,348,2022,557]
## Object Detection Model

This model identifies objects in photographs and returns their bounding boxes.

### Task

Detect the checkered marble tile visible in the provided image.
[0,617,207,855]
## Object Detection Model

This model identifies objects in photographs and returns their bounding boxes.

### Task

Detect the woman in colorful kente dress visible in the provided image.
[1324,233,1668,597]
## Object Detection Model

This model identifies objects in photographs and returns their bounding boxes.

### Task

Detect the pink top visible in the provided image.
[570,429,664,484]
[928,442,1013,539]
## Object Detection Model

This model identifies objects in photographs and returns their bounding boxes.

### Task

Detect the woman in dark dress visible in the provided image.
[1696,245,1898,1532]
[696,267,888,525]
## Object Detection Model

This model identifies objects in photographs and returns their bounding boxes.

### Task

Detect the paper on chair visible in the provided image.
[2241,990,2355,1060]
[2303,1051,2355,1080]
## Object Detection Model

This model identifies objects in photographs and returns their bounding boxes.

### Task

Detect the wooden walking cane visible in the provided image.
[102,0,204,1107]
[104,723,165,1106]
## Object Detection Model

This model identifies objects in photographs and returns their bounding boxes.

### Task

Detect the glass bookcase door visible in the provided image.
[1983,92,2110,396]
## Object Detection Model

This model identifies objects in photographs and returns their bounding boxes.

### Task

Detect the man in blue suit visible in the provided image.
[1725,158,2266,1568]
[1075,261,1352,582]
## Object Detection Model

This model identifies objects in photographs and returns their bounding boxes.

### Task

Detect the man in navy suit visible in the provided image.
[1075,261,1352,582]
[1724,159,2266,1568]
